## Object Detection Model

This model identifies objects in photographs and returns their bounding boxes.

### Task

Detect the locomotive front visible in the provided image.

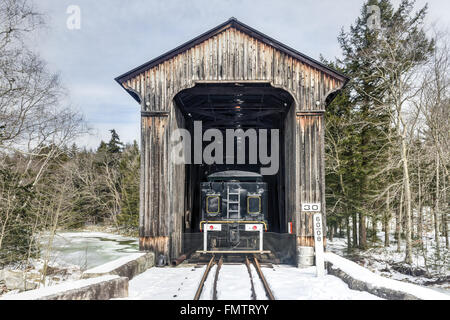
[200,170,268,252]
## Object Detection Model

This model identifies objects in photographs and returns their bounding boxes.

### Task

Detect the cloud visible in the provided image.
[32,0,449,148]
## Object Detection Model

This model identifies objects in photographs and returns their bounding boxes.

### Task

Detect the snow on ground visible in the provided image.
[123,264,381,300]
[200,265,217,300]
[83,252,146,274]
[123,265,207,300]
[328,232,448,273]
[325,252,449,300]
[201,264,268,300]
[215,265,253,300]
[264,265,381,300]
[327,233,449,295]
[249,264,269,300]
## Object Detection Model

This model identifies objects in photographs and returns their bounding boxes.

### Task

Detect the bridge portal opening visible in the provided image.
[174,83,295,240]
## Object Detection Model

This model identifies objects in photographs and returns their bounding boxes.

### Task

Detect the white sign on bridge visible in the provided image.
[302,203,321,212]
[313,213,325,277]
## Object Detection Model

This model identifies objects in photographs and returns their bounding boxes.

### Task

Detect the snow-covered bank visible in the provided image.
[325,252,449,300]
[0,275,127,300]
[1,231,140,297]
[327,234,449,295]
[82,252,154,280]
[264,265,381,300]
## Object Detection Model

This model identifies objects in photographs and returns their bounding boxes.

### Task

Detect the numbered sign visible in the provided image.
[302,203,321,212]
[313,213,325,277]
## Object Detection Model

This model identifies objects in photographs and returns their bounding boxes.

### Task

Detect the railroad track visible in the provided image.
[194,255,275,300]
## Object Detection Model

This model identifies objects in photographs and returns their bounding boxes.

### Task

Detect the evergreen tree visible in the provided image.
[118,141,140,230]
[107,129,123,154]
[326,0,433,256]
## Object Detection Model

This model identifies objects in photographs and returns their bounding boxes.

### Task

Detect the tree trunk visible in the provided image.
[385,189,391,247]
[396,189,403,253]
[434,153,440,257]
[352,213,358,248]
[346,216,351,252]
[401,135,413,264]
[359,212,367,249]
[371,216,377,243]
[418,161,423,245]
[443,166,448,249]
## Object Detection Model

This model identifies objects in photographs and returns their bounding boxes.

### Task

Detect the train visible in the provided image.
[200,170,268,252]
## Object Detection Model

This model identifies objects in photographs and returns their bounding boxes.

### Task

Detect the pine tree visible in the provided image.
[326,0,433,258]
[118,141,140,230]
[107,129,123,154]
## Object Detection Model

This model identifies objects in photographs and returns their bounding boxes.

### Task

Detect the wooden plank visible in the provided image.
[131,27,346,256]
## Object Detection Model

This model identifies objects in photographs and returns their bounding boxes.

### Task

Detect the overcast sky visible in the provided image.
[32,0,450,149]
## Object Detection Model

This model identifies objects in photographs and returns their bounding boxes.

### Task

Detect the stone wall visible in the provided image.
[1,275,128,300]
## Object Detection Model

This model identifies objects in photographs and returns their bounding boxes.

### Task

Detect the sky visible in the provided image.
[32,0,450,149]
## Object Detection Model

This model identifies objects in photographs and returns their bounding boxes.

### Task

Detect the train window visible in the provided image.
[206,195,220,216]
[247,196,261,215]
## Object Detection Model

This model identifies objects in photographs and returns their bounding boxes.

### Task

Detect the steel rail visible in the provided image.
[212,256,223,300]
[252,256,275,300]
[193,255,215,300]
[245,256,257,300]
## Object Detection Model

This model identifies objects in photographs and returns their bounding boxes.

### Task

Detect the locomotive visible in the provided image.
[200,170,268,252]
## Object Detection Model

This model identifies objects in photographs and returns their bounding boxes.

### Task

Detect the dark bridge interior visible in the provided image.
[174,83,295,234]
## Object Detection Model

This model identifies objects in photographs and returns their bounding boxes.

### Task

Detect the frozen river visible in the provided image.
[40,231,139,270]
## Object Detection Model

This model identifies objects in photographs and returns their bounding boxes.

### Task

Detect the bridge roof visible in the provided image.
[115,17,348,85]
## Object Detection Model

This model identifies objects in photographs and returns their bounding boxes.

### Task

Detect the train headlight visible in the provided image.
[206,195,221,216]
[247,196,261,215]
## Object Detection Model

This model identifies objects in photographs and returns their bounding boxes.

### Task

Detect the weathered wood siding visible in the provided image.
[121,26,345,256]
[139,104,186,257]
[296,113,327,246]
[122,27,342,113]
[284,102,297,232]
[139,113,170,254]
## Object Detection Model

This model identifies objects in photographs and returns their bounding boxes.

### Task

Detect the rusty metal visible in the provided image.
[212,256,223,300]
[171,254,187,267]
[171,250,193,267]
[245,256,257,300]
[252,256,275,300]
[194,255,215,300]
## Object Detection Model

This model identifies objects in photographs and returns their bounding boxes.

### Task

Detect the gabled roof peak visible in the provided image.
[115,17,348,84]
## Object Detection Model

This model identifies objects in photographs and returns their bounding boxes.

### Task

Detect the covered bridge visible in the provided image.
[115,17,348,260]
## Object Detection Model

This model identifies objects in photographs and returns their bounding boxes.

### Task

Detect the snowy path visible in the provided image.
[264,265,382,300]
[122,264,381,300]
[200,264,262,300]
[123,266,206,299]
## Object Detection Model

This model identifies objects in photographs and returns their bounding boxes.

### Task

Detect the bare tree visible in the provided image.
[0,0,87,266]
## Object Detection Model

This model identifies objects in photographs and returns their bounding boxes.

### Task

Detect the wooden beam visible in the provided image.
[296,111,325,116]
[141,111,170,117]
[179,86,286,97]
